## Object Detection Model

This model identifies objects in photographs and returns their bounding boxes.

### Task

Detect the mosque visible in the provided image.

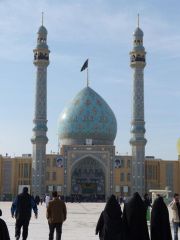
[57,85,117,200]
[31,18,146,199]
[0,20,180,201]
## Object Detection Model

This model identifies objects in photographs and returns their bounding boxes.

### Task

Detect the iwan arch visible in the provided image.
[64,148,113,200]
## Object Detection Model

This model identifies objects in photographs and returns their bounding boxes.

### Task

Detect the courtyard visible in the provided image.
[0,202,179,240]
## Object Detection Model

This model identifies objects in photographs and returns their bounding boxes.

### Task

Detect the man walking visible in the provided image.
[11,187,38,240]
[47,191,67,240]
[169,193,180,240]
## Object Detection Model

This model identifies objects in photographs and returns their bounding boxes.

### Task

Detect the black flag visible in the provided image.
[80,59,88,72]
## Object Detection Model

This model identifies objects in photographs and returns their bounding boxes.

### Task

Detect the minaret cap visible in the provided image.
[133,14,143,37]
[38,12,47,35]
[38,25,47,35]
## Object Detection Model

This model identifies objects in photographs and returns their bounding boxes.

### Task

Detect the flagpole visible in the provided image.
[80,59,89,86]
[87,67,89,87]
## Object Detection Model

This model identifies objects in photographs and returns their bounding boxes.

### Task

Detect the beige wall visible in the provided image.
[145,160,160,190]
[45,154,64,194]
[0,154,180,198]
[114,156,131,197]
[10,157,32,197]
[114,157,180,196]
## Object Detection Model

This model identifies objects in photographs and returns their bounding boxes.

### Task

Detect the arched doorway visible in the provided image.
[71,157,105,201]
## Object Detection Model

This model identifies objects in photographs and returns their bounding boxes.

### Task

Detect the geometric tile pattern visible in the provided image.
[130,26,147,195]
[58,87,117,142]
[31,24,50,196]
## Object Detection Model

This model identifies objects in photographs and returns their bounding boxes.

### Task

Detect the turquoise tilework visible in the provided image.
[58,87,117,141]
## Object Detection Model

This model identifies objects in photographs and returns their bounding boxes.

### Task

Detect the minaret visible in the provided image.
[31,15,50,196]
[130,16,147,196]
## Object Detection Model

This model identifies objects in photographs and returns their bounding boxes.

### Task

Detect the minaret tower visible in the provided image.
[31,14,50,196]
[130,16,147,196]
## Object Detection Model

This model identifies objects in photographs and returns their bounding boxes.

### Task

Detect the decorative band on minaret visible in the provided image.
[130,17,147,196]
[31,18,50,196]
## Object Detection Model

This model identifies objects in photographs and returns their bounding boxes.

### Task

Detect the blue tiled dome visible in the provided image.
[58,87,117,145]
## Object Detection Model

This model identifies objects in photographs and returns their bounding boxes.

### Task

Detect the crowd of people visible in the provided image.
[96,192,180,240]
[0,187,67,240]
[0,188,179,240]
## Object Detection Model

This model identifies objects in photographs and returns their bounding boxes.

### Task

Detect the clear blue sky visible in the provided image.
[0,0,180,160]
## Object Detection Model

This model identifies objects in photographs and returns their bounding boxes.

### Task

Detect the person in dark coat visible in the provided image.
[95,194,123,240]
[35,195,40,205]
[143,193,152,212]
[11,187,38,240]
[122,192,150,240]
[151,195,172,240]
[46,191,67,240]
[0,209,10,240]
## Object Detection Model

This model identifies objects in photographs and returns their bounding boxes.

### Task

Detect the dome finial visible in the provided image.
[41,11,44,26]
[137,13,140,28]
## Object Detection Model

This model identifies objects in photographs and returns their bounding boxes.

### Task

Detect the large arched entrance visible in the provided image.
[71,157,105,201]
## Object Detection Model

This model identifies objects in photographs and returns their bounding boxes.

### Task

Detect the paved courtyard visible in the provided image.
[0,202,179,240]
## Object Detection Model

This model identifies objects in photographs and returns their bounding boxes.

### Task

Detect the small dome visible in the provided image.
[133,27,143,37]
[38,25,47,35]
[58,87,117,145]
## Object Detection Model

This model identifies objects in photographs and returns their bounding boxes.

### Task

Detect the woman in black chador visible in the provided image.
[151,196,172,240]
[95,194,123,240]
[0,209,10,240]
[122,192,150,240]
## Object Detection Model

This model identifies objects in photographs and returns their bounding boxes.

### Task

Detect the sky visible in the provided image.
[0,0,180,160]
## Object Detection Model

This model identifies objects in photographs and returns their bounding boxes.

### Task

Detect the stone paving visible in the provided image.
[0,202,179,240]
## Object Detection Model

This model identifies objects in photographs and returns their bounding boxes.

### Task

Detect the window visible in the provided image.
[120,173,124,182]
[120,159,124,168]
[127,173,131,182]
[23,163,29,178]
[52,172,56,181]
[127,159,131,168]
[46,172,50,181]
[53,158,57,167]
[147,166,153,179]
[46,158,50,167]
[166,163,173,191]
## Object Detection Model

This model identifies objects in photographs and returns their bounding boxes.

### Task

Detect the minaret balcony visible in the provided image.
[131,126,146,134]
[31,135,48,144]
[33,124,48,132]
[34,52,49,61]
[130,61,146,68]
[130,137,147,146]
[33,59,49,67]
